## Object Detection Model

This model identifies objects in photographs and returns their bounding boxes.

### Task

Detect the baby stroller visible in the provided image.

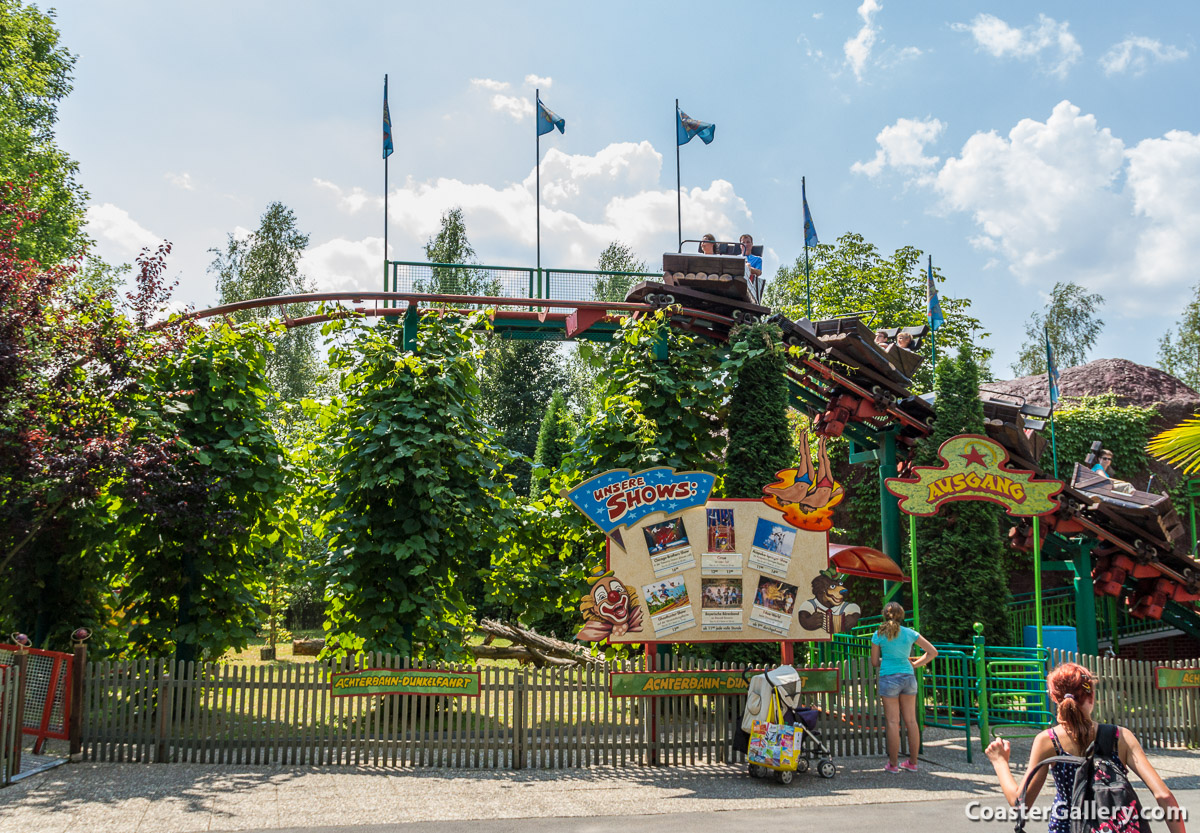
[737,665,836,784]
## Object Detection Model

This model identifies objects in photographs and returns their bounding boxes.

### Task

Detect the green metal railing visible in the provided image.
[1004,587,1177,648]
[383,260,660,306]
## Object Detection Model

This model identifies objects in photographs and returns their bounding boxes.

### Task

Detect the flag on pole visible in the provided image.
[926,258,944,331]
[677,108,715,145]
[802,179,819,247]
[1044,327,1061,405]
[383,76,394,159]
[537,98,565,136]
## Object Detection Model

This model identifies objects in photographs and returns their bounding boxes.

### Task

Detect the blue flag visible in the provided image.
[383,76,394,159]
[802,179,819,247]
[926,258,944,332]
[1044,327,1060,404]
[677,107,715,146]
[537,98,565,136]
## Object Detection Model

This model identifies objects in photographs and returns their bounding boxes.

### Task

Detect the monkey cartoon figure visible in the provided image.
[578,571,644,643]
[796,569,861,635]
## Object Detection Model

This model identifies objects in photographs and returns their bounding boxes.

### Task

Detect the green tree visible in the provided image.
[725,322,794,497]
[418,207,498,296]
[316,311,518,659]
[592,241,648,302]
[0,0,87,263]
[1012,281,1105,376]
[1158,281,1200,389]
[209,202,318,400]
[121,323,294,663]
[766,233,991,388]
[530,390,576,495]
[914,346,1009,643]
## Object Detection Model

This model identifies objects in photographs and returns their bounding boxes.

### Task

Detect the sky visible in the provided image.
[52,1,1200,378]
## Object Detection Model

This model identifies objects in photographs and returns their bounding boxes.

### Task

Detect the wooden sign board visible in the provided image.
[609,667,841,697]
[331,668,480,698]
[598,499,835,644]
[1154,666,1200,689]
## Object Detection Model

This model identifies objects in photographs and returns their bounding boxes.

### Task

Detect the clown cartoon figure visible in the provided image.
[796,568,861,635]
[577,569,643,643]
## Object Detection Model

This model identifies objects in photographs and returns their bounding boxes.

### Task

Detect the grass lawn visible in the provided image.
[220,630,525,669]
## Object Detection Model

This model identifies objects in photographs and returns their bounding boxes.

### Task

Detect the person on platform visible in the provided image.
[739,234,762,283]
[699,233,717,254]
[1093,449,1115,478]
[896,330,914,349]
[871,602,938,773]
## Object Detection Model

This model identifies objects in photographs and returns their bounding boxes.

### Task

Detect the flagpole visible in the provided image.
[675,99,682,251]
[1046,326,1060,479]
[536,89,542,299]
[929,255,937,374]
[383,74,390,298]
[803,178,811,319]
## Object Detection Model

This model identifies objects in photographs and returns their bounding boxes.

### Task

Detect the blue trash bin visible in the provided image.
[1023,625,1077,654]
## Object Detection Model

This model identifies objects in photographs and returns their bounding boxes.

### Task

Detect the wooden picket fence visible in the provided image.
[1,666,19,786]
[79,651,1199,768]
[81,654,894,767]
[1050,650,1200,749]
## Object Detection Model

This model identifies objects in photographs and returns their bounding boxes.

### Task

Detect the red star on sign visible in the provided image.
[960,446,988,467]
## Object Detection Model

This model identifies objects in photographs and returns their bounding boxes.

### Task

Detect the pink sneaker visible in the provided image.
[900,761,918,772]
[883,762,900,773]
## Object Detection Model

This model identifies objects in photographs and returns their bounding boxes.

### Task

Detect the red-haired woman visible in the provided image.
[985,662,1184,833]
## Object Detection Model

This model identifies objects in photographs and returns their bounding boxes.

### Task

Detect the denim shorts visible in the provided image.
[878,673,918,698]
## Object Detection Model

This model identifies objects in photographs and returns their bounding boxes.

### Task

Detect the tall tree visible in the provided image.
[209,202,318,400]
[0,0,87,263]
[1011,281,1105,376]
[479,339,565,495]
[316,311,517,659]
[915,346,1009,643]
[725,322,794,497]
[419,207,498,296]
[592,241,648,302]
[530,391,576,495]
[766,233,991,388]
[1158,281,1200,390]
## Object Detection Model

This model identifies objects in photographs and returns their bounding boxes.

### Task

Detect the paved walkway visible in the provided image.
[2,738,1197,833]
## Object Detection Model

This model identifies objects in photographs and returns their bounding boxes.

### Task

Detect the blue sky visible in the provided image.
[54,1,1200,377]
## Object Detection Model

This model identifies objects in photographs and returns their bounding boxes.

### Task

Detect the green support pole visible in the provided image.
[403,304,419,351]
[1073,539,1098,656]
[973,622,987,755]
[909,513,919,630]
[878,428,902,596]
[1033,515,1044,650]
[653,330,669,362]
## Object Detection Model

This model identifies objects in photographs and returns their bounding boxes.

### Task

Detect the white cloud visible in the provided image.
[844,0,881,81]
[309,141,755,285]
[1125,130,1200,289]
[469,78,510,92]
[953,13,1082,78]
[490,93,533,122]
[851,117,945,177]
[813,12,823,20]
[164,171,194,191]
[524,74,552,88]
[314,178,377,214]
[1100,36,1187,76]
[84,203,160,256]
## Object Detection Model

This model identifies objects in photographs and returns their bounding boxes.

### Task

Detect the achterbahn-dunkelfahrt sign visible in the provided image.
[884,434,1063,517]
[1155,666,1200,689]
[331,668,481,698]
[609,667,840,697]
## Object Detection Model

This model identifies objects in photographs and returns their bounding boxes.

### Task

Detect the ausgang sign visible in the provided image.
[885,434,1062,518]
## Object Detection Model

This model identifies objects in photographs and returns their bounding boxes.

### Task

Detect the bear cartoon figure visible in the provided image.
[796,569,861,635]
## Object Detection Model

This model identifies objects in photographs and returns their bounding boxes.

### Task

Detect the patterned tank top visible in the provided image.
[1045,727,1126,833]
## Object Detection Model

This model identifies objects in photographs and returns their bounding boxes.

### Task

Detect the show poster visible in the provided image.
[700,578,743,631]
[749,518,796,579]
[750,576,798,636]
[641,575,696,637]
[706,508,736,553]
[642,517,696,576]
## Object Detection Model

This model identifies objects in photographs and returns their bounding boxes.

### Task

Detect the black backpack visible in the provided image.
[1015,724,1150,833]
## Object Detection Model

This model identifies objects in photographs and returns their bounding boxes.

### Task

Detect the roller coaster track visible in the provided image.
[179,288,1200,640]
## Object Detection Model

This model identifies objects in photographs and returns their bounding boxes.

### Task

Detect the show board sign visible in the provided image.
[331,668,480,698]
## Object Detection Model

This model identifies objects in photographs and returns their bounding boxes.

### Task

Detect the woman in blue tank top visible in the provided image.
[870,602,938,773]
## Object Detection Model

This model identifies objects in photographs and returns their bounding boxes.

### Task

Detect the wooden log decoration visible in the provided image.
[685,273,697,281]
[292,638,325,657]
[673,272,685,281]
[472,618,604,668]
[695,272,707,280]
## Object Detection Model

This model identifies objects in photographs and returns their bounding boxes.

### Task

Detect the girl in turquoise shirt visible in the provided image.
[870,602,938,773]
